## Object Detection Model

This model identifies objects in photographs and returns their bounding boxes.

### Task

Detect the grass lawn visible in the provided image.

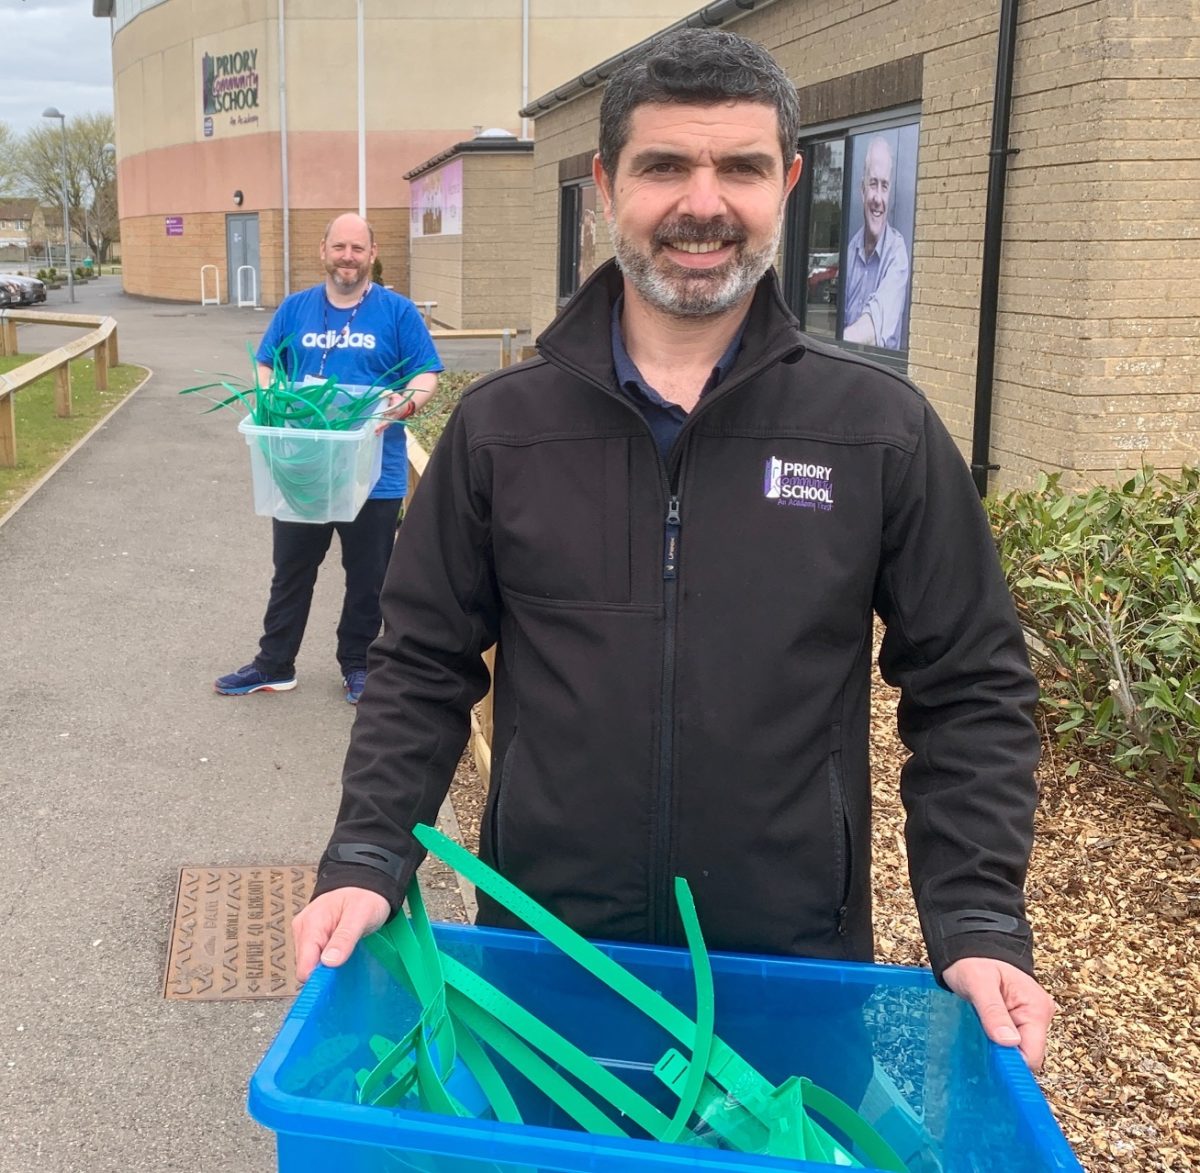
[0,354,147,518]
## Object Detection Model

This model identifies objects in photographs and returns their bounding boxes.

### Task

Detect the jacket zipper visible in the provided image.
[654,495,682,942]
[529,341,805,944]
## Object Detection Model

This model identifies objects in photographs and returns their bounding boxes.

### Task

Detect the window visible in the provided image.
[557,181,598,304]
[785,112,920,369]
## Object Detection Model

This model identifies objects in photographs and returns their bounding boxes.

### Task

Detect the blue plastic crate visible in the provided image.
[249,923,1081,1173]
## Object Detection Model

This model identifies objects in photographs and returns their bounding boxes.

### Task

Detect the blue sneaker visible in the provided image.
[343,669,367,705]
[214,663,297,695]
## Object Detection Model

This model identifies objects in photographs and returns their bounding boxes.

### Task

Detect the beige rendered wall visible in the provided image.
[109,0,697,303]
[528,0,1200,490]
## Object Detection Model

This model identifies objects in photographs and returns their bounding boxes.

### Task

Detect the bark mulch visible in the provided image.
[448,663,1200,1172]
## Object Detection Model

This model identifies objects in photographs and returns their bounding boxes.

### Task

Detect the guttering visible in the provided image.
[519,0,776,119]
[278,0,291,297]
[970,0,1021,498]
[521,0,530,140]
[356,0,366,218]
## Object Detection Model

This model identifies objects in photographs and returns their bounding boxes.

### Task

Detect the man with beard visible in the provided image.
[842,135,911,350]
[215,213,441,704]
[294,32,1056,1078]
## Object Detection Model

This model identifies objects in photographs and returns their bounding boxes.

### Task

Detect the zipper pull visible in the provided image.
[663,496,681,580]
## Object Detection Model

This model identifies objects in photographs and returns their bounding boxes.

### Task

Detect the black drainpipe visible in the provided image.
[970,0,1021,497]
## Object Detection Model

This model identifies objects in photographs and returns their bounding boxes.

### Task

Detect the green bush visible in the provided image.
[36,269,47,280]
[989,467,1200,837]
[406,370,477,454]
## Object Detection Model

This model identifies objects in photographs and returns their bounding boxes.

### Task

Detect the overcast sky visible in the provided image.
[0,0,113,134]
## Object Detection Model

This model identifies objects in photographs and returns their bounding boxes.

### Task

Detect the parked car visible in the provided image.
[0,278,23,308]
[807,252,839,305]
[0,274,47,305]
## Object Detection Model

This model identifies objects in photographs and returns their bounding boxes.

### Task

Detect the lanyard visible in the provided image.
[317,282,371,378]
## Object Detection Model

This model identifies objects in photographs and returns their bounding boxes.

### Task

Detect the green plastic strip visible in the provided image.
[802,1079,909,1172]
[413,822,903,1168]
[441,952,672,1137]
[658,875,715,1146]
[446,987,629,1138]
[347,825,906,1170]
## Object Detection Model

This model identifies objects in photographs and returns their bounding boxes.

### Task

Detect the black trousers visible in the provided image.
[253,497,401,678]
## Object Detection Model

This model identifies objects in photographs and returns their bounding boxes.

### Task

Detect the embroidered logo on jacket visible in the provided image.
[763,457,834,511]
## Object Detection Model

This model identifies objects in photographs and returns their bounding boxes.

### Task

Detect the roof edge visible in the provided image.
[403,137,534,182]
[518,0,780,120]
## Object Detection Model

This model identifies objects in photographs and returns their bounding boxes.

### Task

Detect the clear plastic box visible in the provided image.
[248,923,1082,1173]
[239,413,383,524]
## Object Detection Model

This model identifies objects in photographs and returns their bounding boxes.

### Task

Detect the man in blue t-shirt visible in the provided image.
[215,212,443,704]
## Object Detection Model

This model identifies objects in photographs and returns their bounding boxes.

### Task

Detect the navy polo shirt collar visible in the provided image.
[610,295,745,460]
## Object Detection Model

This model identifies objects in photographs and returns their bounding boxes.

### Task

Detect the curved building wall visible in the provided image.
[108,0,699,305]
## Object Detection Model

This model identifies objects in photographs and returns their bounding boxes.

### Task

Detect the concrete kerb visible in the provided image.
[0,365,154,533]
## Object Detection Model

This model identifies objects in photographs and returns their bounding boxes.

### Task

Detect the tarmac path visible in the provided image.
[0,278,493,1172]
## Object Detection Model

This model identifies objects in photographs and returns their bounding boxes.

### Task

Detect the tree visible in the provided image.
[14,113,119,263]
[0,122,19,199]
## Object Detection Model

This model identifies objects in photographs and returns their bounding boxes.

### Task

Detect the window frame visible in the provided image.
[784,104,921,373]
[556,177,598,308]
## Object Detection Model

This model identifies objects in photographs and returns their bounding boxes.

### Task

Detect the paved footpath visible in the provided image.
[0,280,496,1172]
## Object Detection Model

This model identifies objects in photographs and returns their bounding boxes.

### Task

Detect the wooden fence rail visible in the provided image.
[407,436,495,784]
[0,310,120,468]
[428,328,517,371]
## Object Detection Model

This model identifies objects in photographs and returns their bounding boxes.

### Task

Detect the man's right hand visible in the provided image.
[292,887,391,983]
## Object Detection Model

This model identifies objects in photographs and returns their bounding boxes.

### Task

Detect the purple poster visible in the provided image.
[165,216,184,237]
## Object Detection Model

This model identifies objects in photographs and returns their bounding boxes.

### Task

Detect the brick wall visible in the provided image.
[409,152,534,330]
[527,0,1200,490]
[121,206,412,309]
[461,154,532,331]
[121,212,235,304]
[410,235,465,327]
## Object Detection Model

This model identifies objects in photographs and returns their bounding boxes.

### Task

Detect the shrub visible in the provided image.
[989,467,1200,837]
[371,258,383,284]
[36,269,47,280]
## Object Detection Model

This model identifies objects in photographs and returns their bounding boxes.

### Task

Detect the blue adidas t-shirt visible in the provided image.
[256,283,443,498]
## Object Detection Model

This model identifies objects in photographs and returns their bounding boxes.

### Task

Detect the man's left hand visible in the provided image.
[942,957,1057,1072]
[377,392,416,433]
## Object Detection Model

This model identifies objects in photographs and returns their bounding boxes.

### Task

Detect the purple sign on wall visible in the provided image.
[165,216,184,236]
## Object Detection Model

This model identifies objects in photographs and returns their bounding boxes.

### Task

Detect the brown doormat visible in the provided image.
[164,865,316,1001]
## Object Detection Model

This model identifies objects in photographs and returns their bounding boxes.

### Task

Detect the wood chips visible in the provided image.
[448,658,1200,1172]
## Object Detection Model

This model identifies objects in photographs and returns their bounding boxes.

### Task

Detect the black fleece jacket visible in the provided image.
[314,261,1042,981]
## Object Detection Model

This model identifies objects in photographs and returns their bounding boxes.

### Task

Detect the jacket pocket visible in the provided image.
[489,729,520,875]
[828,725,854,936]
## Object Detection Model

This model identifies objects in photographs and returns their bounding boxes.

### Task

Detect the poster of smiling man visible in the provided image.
[840,125,918,352]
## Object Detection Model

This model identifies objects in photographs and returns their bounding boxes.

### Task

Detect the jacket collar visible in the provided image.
[536,258,807,393]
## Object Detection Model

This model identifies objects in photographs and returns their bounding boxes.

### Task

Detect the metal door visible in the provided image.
[225,213,260,305]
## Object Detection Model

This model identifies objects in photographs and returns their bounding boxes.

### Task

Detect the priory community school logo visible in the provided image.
[763,457,835,510]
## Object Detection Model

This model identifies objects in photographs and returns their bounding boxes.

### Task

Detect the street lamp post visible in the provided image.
[41,106,74,304]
